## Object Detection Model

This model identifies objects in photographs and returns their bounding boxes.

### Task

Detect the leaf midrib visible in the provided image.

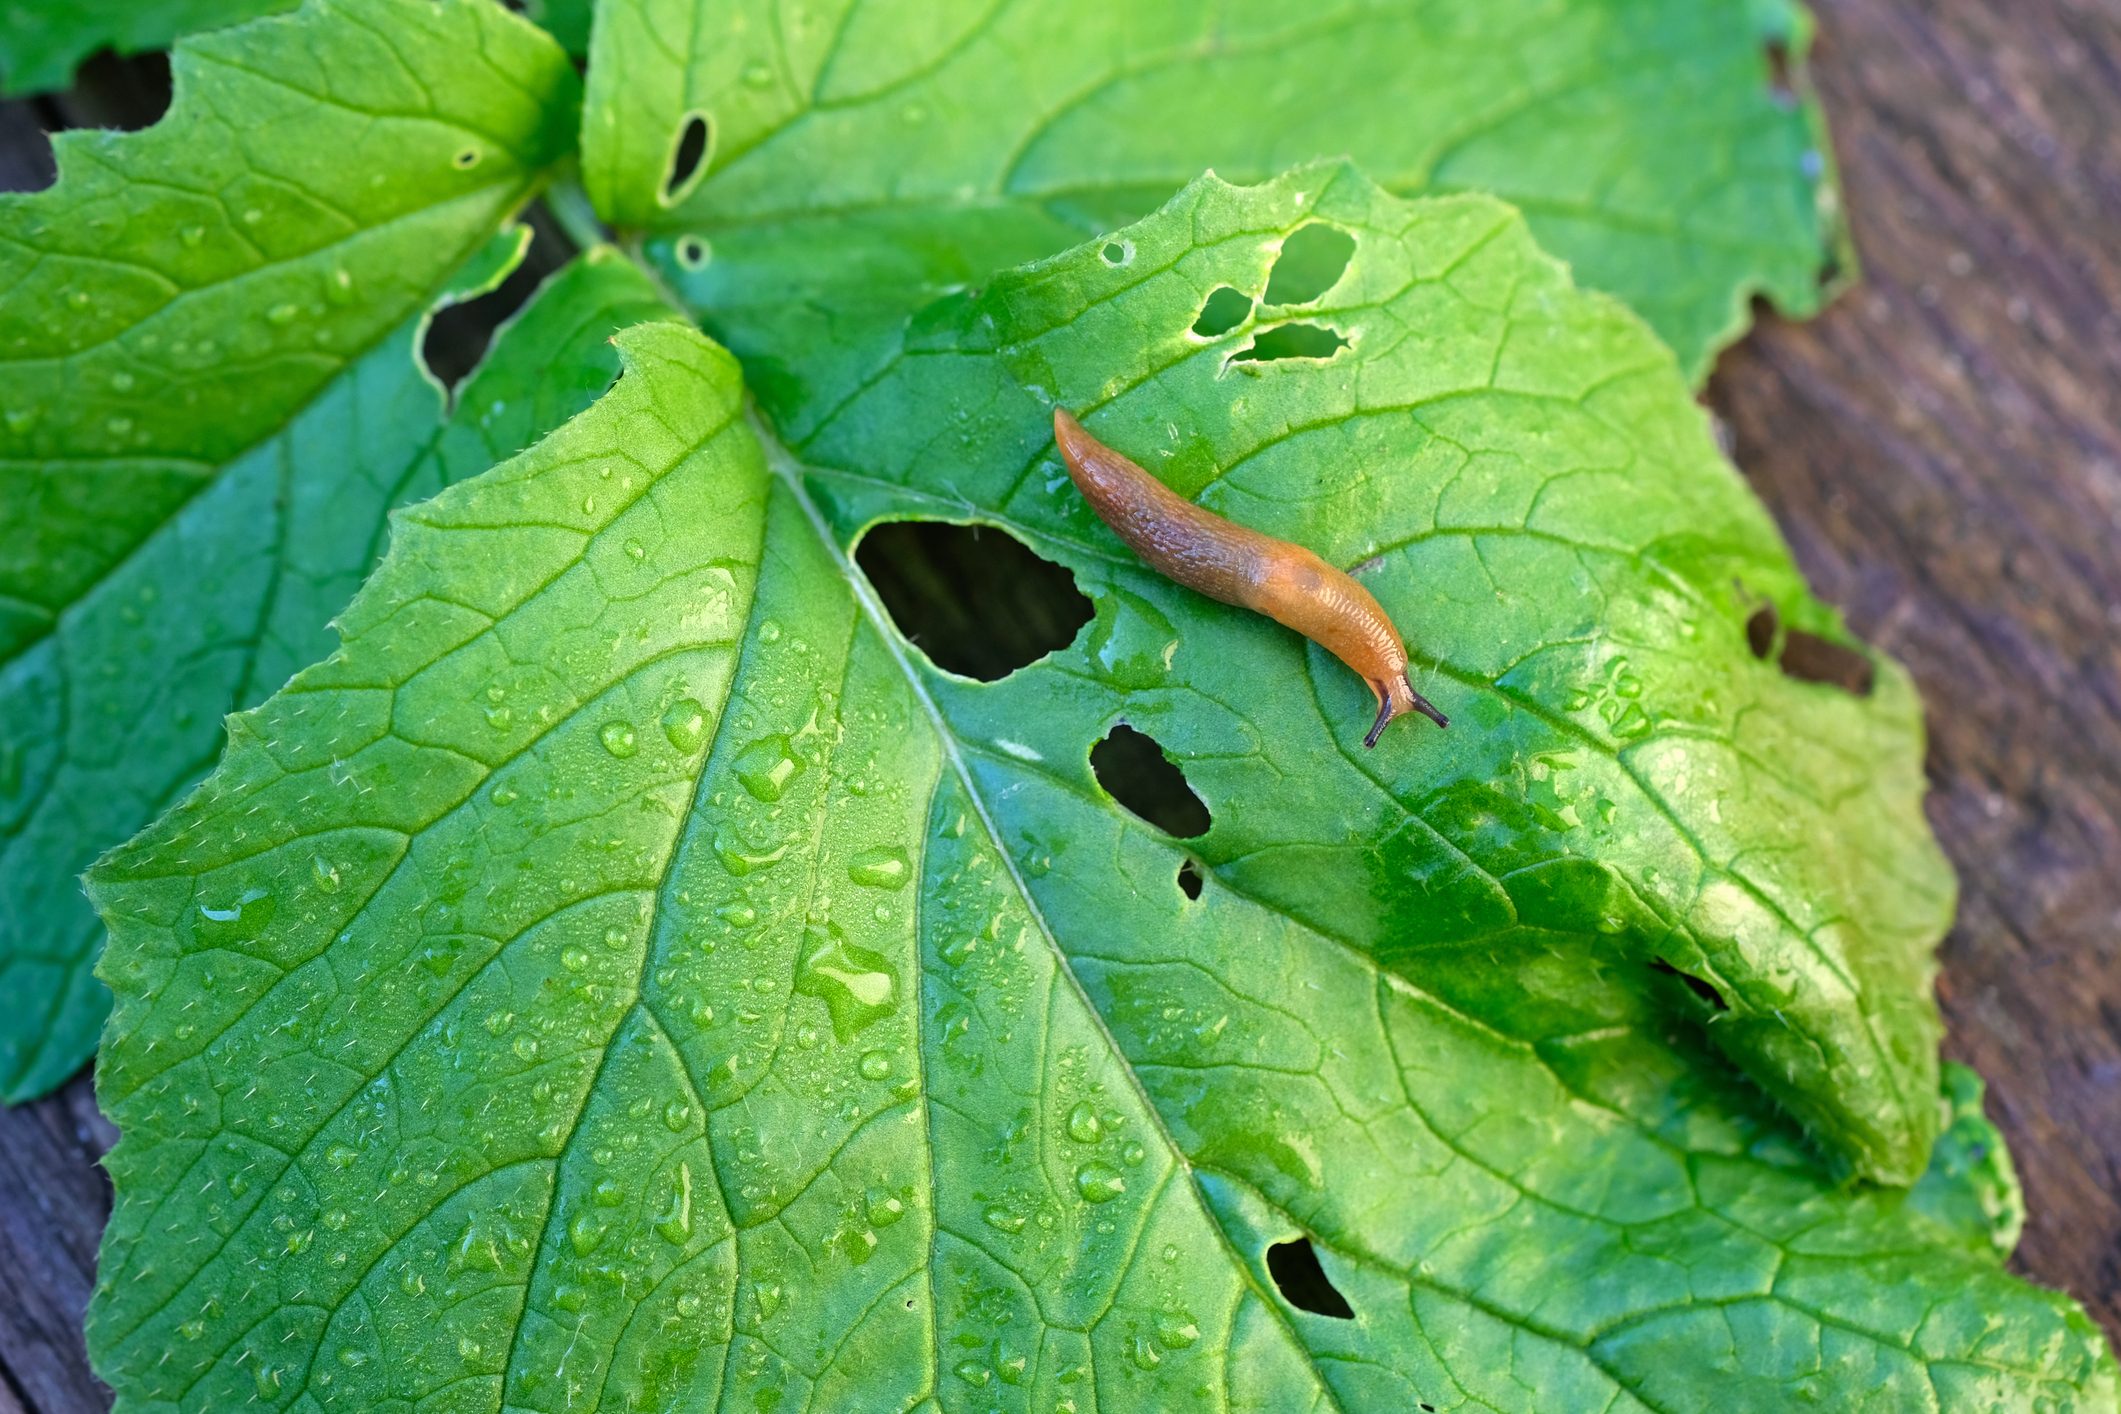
[751,403,1358,1414]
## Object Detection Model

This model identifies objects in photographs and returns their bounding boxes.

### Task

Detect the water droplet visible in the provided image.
[733,734,802,801]
[1075,1162,1125,1204]
[857,1050,891,1081]
[661,697,708,753]
[600,720,639,757]
[953,1360,991,1388]
[663,1099,691,1131]
[512,1034,539,1061]
[177,1320,205,1341]
[847,845,910,890]
[326,1143,358,1169]
[865,1187,904,1227]
[179,225,205,247]
[716,900,757,928]
[982,1204,1025,1233]
[560,945,590,973]
[311,855,342,893]
[104,415,133,438]
[713,827,787,876]
[1154,1308,1199,1349]
[3,408,34,434]
[1065,1101,1102,1144]
[109,370,134,392]
[197,886,275,944]
[655,1163,693,1244]
[253,1364,283,1399]
[266,303,299,326]
[758,620,783,644]
[569,1211,606,1255]
[742,62,773,87]
[1129,1333,1162,1371]
[794,923,898,1041]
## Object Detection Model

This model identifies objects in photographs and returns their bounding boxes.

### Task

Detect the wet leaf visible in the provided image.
[585,0,1841,389]
[0,0,607,1100]
[85,172,2116,1410]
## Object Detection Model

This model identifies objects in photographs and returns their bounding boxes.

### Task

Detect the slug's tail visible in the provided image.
[1365,674,1449,748]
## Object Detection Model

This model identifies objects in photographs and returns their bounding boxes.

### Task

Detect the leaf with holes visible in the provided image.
[85,171,2116,1411]
[0,0,609,1102]
[584,0,1843,397]
[0,0,595,96]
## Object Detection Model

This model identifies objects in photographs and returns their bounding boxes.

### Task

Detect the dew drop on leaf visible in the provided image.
[600,720,639,757]
[794,923,898,1041]
[733,733,802,801]
[1075,1162,1125,1203]
[847,844,911,889]
[1155,1309,1200,1349]
[661,697,709,753]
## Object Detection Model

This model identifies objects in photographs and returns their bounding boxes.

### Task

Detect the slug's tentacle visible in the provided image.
[1054,407,1447,747]
[1366,674,1449,747]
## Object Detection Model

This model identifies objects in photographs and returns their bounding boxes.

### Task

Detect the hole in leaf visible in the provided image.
[1779,628,1875,696]
[1176,859,1204,900]
[1230,323,1350,363]
[1764,40,1797,105]
[1743,603,1874,695]
[1100,240,1132,266]
[1191,286,1253,337]
[675,235,709,271]
[663,113,711,205]
[419,212,576,398]
[1266,1236,1354,1319]
[1090,725,1210,838]
[1651,958,1730,1012]
[420,263,539,396]
[453,146,481,169]
[1263,223,1356,305]
[855,520,1092,681]
[1745,603,1778,660]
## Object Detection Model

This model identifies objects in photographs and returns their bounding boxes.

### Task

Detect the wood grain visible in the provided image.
[1708,0,2121,1343]
[1,0,2117,1405]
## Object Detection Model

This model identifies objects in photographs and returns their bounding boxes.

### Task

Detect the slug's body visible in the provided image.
[1053,408,1446,746]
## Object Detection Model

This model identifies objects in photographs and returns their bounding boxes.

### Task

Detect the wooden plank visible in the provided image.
[0,1075,113,1413]
[1709,0,2121,1343]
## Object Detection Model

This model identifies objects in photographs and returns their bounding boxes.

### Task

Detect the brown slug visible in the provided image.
[1053,408,1447,747]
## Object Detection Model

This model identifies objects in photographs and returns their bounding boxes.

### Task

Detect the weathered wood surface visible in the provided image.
[0,1,2116,1406]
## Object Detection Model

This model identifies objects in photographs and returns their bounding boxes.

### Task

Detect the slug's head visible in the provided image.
[1365,674,1449,748]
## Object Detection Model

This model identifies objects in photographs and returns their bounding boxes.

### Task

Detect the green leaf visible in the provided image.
[0,0,595,96]
[86,174,2114,1410]
[583,0,1839,391]
[0,0,598,1100]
